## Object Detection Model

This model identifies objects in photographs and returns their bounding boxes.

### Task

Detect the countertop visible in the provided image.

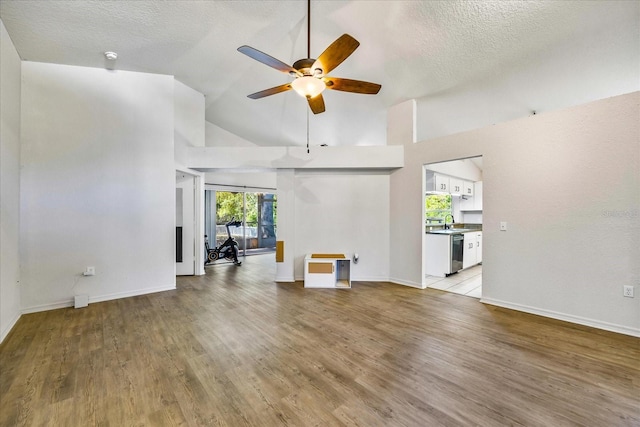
[426,224,482,235]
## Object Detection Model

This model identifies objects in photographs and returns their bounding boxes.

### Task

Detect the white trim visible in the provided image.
[351,276,395,282]
[481,297,640,338]
[21,285,176,314]
[205,183,276,193]
[0,312,22,344]
[21,300,74,314]
[291,275,426,288]
[275,276,296,283]
[389,277,426,289]
[176,165,205,276]
[89,285,177,304]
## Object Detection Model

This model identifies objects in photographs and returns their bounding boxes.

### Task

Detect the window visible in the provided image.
[205,190,277,255]
[425,194,452,225]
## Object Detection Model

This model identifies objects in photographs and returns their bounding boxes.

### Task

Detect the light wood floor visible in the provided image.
[427,264,483,298]
[1,254,639,426]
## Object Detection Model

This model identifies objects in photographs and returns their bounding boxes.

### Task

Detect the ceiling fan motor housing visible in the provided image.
[293,58,320,76]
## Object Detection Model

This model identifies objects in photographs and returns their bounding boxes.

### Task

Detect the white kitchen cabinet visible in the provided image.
[463,233,476,269]
[474,181,483,210]
[450,178,463,195]
[463,181,474,197]
[425,233,452,277]
[426,172,449,193]
[459,194,474,211]
[435,174,449,193]
[462,232,482,269]
[304,254,351,288]
[460,181,483,211]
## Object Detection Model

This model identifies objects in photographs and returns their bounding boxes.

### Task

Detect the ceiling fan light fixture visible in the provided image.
[291,76,326,98]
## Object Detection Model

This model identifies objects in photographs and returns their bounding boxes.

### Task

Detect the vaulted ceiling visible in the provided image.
[1,1,638,147]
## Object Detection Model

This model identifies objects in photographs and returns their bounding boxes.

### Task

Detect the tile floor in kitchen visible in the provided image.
[426,264,482,298]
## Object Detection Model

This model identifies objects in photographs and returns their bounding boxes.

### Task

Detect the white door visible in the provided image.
[176,173,195,275]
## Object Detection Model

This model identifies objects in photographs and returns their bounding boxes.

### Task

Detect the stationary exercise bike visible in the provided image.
[205,219,242,266]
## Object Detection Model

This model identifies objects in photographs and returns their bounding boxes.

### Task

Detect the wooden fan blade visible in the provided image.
[312,34,360,75]
[247,83,292,99]
[324,77,381,94]
[307,94,326,114]
[238,45,299,75]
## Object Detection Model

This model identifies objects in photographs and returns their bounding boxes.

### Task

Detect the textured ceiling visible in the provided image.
[1,0,638,147]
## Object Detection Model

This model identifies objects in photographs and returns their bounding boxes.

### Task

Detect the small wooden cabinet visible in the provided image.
[304,254,351,288]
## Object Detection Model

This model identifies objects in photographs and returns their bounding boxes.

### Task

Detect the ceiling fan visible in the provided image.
[237,0,381,114]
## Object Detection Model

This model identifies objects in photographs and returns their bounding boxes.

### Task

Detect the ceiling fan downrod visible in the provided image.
[236,0,381,115]
[307,0,311,59]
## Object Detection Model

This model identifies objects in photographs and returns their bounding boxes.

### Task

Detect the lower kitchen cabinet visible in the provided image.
[425,234,453,277]
[304,254,351,288]
[463,232,482,269]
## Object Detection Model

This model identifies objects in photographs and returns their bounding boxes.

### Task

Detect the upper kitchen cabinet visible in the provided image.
[426,170,475,198]
[450,177,464,195]
[460,181,483,211]
[463,181,474,197]
[426,172,450,193]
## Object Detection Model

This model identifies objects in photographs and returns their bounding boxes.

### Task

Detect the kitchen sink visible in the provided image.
[429,228,471,234]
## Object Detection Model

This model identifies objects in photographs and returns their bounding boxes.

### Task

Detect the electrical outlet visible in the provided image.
[83,266,95,276]
[623,286,634,298]
[500,221,507,231]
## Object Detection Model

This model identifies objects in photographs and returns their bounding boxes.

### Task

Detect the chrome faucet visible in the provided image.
[444,214,455,229]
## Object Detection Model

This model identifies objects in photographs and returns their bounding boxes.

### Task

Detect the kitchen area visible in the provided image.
[423,157,483,297]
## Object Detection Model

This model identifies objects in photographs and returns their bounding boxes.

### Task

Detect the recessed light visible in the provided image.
[104,51,118,60]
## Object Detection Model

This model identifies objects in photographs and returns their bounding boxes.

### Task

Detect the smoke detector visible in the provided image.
[104,51,118,60]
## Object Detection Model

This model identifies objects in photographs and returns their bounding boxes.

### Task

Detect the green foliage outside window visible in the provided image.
[216,192,277,227]
[425,194,452,224]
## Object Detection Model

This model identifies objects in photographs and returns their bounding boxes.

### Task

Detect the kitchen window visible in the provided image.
[425,194,452,225]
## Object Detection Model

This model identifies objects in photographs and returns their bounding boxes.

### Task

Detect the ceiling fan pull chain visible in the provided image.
[307,109,310,154]
[237,0,380,115]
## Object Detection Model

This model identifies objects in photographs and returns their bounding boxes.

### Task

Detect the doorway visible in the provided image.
[422,156,483,297]
[205,189,277,259]
[176,169,204,276]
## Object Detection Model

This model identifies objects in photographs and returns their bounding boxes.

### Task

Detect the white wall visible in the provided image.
[276,169,295,282]
[205,172,277,190]
[425,158,482,182]
[174,80,205,165]
[188,146,403,170]
[206,121,258,147]
[390,92,640,336]
[414,1,640,142]
[20,62,176,312]
[293,171,390,281]
[0,20,22,342]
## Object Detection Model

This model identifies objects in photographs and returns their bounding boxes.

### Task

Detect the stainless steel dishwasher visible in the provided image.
[451,233,464,274]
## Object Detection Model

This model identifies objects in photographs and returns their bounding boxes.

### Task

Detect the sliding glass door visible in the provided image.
[204,189,277,258]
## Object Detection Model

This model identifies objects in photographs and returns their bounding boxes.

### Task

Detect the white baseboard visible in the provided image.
[481,297,640,338]
[352,276,393,282]
[89,284,176,304]
[21,300,74,314]
[21,284,177,315]
[275,276,296,283]
[0,311,22,344]
[388,277,425,289]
